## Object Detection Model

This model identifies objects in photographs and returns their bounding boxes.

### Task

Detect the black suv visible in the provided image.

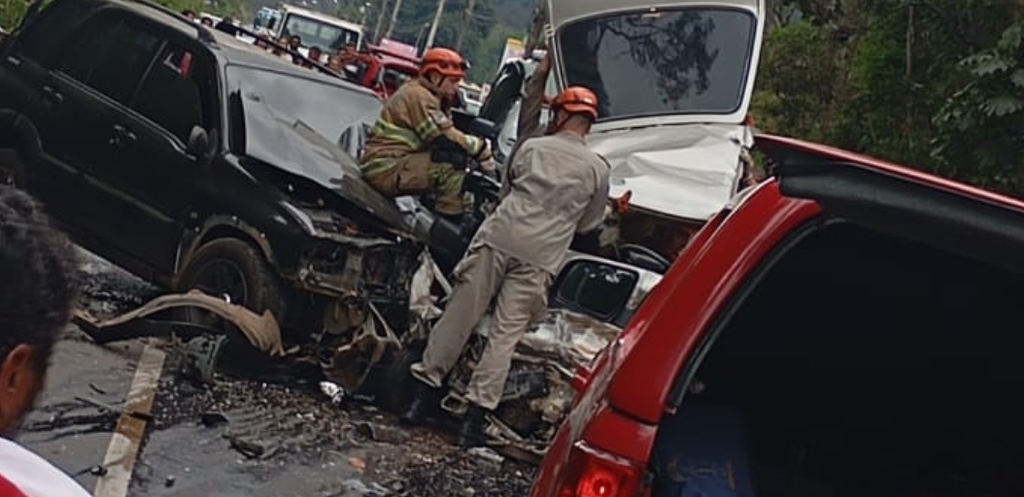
[0,0,426,334]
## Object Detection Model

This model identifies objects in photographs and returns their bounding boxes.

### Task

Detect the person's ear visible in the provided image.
[0,345,43,435]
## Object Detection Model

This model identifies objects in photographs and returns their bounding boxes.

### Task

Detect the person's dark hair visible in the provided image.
[0,186,78,372]
[181,9,196,17]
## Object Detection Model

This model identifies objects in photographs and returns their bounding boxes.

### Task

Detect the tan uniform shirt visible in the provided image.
[475,131,610,275]
[500,59,551,198]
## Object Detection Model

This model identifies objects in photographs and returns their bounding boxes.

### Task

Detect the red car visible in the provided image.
[344,50,418,100]
[531,133,1024,497]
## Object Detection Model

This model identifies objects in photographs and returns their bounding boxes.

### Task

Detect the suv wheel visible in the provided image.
[176,238,286,346]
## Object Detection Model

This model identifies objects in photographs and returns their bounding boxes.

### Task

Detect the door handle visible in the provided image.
[40,85,63,107]
[110,124,137,148]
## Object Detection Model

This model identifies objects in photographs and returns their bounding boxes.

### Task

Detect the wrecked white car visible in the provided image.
[480,0,766,261]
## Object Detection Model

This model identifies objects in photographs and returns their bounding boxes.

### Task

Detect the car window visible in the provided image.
[59,15,162,105]
[13,0,97,67]
[132,42,213,144]
[559,7,756,120]
[59,14,119,84]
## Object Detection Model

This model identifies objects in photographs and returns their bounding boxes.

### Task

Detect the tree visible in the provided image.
[752,0,1024,197]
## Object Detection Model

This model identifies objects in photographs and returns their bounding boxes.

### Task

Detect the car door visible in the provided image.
[109,35,218,275]
[44,10,164,264]
[0,0,100,225]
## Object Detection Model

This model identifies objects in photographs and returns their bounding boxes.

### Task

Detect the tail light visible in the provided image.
[557,441,648,497]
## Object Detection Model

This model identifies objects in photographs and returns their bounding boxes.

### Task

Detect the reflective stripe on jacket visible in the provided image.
[361,77,483,177]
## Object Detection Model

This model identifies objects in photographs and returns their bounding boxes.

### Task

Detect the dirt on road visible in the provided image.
[32,250,535,497]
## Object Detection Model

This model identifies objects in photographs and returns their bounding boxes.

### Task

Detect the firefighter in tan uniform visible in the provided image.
[359,47,493,220]
[402,87,610,447]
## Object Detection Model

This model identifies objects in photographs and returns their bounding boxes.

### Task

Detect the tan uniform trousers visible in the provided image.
[364,151,466,216]
[410,243,552,410]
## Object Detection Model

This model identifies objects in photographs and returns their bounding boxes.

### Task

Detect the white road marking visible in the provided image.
[93,344,166,497]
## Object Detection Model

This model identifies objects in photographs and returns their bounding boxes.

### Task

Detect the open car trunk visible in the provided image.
[646,156,1024,496]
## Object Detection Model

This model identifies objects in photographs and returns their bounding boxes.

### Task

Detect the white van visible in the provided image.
[480,0,766,260]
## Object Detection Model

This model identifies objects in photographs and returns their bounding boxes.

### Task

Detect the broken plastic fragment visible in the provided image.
[466,447,504,464]
[320,381,345,404]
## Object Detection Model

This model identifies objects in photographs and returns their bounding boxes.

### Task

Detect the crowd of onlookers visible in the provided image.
[180,8,360,73]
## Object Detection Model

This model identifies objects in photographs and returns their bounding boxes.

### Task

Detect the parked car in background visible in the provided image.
[530,134,1024,497]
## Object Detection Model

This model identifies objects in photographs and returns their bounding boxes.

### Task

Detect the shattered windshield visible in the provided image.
[226,64,380,156]
[281,14,360,52]
[558,7,756,121]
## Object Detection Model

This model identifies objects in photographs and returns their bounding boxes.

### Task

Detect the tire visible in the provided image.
[175,238,286,374]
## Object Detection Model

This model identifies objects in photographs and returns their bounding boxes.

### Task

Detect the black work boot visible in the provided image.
[456,403,489,448]
[400,380,435,426]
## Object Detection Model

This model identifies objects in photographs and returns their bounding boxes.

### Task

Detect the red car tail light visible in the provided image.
[558,441,647,497]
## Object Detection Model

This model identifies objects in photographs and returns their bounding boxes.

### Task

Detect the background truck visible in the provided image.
[252,3,364,62]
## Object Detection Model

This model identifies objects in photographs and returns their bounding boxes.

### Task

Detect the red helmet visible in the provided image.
[552,86,599,121]
[420,47,468,79]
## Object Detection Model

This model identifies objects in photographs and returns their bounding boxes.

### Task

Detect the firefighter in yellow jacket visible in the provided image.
[360,47,492,220]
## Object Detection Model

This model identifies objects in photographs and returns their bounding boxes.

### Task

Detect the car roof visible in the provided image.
[95,0,378,98]
[216,39,381,99]
[756,133,1024,212]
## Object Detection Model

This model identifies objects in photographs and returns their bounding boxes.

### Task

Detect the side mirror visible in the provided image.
[551,258,639,323]
[186,125,211,160]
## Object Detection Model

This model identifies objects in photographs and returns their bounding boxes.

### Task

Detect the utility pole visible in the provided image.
[454,0,475,51]
[423,0,446,50]
[372,0,389,43]
[384,0,403,39]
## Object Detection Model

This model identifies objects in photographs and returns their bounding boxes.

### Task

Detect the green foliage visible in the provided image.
[753,0,1024,197]
[750,20,840,143]
[1,0,35,30]
[931,21,1024,193]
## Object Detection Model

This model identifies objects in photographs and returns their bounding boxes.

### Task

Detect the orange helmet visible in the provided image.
[551,86,599,121]
[420,47,468,79]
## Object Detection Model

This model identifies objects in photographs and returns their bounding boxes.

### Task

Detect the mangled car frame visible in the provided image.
[0,0,664,462]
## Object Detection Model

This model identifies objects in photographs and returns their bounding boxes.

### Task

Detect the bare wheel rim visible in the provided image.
[185,258,251,330]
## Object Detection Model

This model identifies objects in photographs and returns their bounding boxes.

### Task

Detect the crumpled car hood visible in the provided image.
[239,87,412,234]
[589,123,751,221]
[516,308,623,367]
[474,307,622,371]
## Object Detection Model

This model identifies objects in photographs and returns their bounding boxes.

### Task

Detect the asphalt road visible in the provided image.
[15,250,534,497]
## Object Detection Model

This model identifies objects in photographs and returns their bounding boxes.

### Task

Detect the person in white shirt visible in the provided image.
[0,185,90,497]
